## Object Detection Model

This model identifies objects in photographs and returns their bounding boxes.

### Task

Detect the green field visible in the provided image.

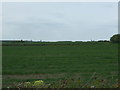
[2,42,118,88]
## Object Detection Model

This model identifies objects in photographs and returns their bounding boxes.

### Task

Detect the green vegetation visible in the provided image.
[2,42,118,88]
[7,76,119,88]
[110,34,120,43]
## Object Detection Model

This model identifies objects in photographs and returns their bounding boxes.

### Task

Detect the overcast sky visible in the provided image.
[2,2,118,41]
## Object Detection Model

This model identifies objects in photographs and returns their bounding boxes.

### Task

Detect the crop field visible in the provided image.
[2,42,118,88]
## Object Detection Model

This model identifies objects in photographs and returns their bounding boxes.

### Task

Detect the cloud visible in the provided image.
[3,17,69,40]
[2,2,118,41]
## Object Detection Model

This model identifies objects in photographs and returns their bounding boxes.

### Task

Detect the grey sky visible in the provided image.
[2,2,118,41]
[0,2,2,39]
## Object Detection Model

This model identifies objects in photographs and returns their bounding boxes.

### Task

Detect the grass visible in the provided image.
[2,42,118,88]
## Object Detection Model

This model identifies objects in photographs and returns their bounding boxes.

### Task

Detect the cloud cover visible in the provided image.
[2,2,118,41]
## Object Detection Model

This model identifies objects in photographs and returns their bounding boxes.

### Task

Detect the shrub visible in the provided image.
[110,34,120,43]
[6,74,119,88]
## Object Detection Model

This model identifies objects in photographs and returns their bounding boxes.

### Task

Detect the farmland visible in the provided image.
[2,41,118,88]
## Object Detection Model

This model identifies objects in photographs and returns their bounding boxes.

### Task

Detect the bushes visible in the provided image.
[5,73,119,88]
[98,40,109,42]
[110,34,120,43]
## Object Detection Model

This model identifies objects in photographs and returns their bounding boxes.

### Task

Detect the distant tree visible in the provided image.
[21,39,23,42]
[110,34,120,43]
[98,40,109,42]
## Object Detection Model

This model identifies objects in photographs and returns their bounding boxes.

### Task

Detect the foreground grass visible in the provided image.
[3,73,119,88]
[2,42,118,87]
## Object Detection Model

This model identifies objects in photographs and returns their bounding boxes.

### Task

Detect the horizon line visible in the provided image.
[0,39,110,42]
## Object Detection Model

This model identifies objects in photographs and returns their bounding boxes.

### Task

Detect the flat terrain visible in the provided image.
[2,42,118,87]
